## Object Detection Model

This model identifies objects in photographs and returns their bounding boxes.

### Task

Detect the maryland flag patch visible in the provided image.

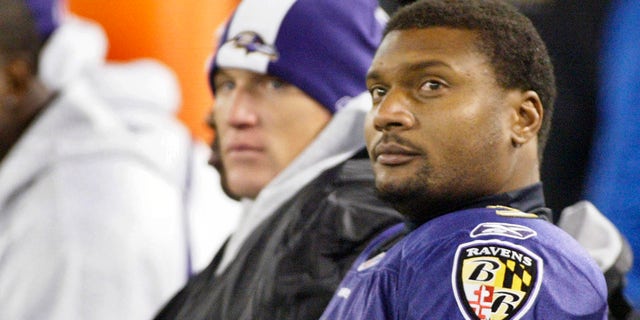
[452,240,543,320]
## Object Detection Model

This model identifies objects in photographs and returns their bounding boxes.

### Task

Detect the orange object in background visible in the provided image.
[67,0,240,142]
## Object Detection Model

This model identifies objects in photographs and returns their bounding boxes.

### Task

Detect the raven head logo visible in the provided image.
[227,31,279,61]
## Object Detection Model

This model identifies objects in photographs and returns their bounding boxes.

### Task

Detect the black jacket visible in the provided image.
[155,150,402,319]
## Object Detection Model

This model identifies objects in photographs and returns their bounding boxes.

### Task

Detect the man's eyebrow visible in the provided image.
[366,70,382,82]
[367,60,453,81]
[406,60,451,72]
[212,69,230,79]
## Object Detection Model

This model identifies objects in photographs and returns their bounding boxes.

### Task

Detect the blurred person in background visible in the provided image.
[0,0,239,318]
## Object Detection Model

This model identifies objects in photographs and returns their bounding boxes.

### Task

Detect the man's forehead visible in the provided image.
[377,28,480,58]
[368,28,485,75]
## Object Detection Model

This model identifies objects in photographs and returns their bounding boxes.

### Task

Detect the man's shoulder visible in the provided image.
[31,96,184,176]
[314,149,375,187]
[300,151,400,219]
[403,206,594,260]
[389,206,604,291]
[333,152,375,182]
[376,206,607,319]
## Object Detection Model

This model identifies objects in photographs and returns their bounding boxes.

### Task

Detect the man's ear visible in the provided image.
[511,90,543,147]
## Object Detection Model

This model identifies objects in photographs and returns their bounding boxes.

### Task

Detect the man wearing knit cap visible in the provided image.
[0,0,241,319]
[155,0,401,318]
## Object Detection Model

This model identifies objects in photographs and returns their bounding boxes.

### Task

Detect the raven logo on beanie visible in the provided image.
[228,31,279,61]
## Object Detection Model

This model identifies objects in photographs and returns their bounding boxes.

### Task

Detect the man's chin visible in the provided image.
[374,166,434,219]
[375,183,455,224]
[375,184,420,215]
[226,175,267,200]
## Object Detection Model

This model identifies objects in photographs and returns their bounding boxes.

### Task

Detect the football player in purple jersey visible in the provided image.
[321,0,608,319]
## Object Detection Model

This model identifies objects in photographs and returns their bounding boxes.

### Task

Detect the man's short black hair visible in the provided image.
[0,0,41,73]
[385,0,556,155]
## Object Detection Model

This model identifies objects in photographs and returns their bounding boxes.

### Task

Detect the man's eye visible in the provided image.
[420,80,443,91]
[369,87,387,100]
[266,78,286,89]
[215,80,235,92]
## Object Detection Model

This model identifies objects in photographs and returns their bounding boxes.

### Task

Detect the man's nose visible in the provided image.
[225,89,259,128]
[372,90,415,132]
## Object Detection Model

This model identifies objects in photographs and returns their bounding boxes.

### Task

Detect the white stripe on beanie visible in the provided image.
[216,0,297,74]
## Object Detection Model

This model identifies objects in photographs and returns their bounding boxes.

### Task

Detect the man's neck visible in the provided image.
[404,183,548,230]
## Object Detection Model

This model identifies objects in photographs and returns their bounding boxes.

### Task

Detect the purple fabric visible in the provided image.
[321,207,608,319]
[24,0,59,40]
[210,0,384,114]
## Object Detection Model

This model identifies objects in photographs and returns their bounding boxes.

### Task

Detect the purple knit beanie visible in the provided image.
[210,0,387,114]
[24,0,61,41]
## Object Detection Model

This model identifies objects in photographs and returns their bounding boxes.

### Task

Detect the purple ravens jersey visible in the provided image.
[321,206,608,319]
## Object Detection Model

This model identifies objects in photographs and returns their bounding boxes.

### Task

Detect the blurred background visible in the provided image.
[67,0,241,143]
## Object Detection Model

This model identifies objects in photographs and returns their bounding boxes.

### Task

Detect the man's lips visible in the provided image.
[373,142,421,165]
[224,143,264,156]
